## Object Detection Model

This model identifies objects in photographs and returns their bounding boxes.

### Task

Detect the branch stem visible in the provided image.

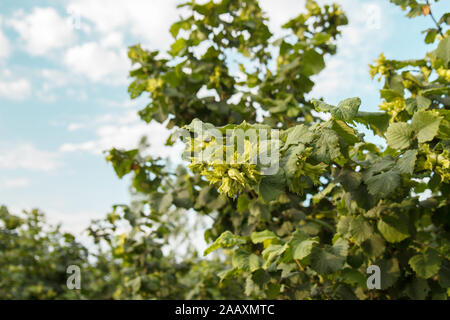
[426,0,444,37]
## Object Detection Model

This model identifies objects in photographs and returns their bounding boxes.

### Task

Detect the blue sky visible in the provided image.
[0,0,448,234]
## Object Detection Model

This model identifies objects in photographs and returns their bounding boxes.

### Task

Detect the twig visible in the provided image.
[426,0,444,37]
[295,259,305,272]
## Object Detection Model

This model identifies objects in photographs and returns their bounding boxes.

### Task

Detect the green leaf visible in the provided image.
[301,49,325,76]
[265,283,281,299]
[438,259,450,288]
[349,216,373,245]
[312,99,334,112]
[396,149,418,175]
[313,97,361,121]
[232,249,251,271]
[194,186,211,209]
[257,169,286,203]
[439,13,450,25]
[262,244,288,269]
[336,170,362,191]
[411,110,443,143]
[288,229,318,260]
[204,231,246,255]
[409,249,441,279]
[169,20,191,38]
[435,36,450,67]
[380,89,403,102]
[424,29,437,44]
[377,213,410,243]
[128,277,141,294]
[128,79,147,99]
[438,119,450,140]
[314,128,341,162]
[405,277,430,300]
[331,119,359,144]
[312,182,336,204]
[331,97,361,121]
[249,200,270,222]
[337,216,352,236]
[249,254,262,272]
[420,86,450,96]
[149,192,173,213]
[282,125,314,151]
[386,122,413,149]
[339,268,366,286]
[170,38,187,56]
[281,144,305,181]
[237,194,250,213]
[377,258,400,290]
[364,156,395,179]
[405,96,431,114]
[354,112,390,137]
[107,148,139,178]
[217,268,238,282]
[365,169,401,197]
[310,243,346,274]
[251,230,278,244]
[361,234,386,259]
[332,238,349,257]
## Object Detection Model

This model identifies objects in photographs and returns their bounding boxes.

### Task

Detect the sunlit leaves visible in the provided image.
[312,97,361,121]
[107,148,139,178]
[313,128,341,162]
[435,36,450,67]
[288,229,319,260]
[409,249,442,279]
[386,122,413,149]
[251,230,278,244]
[349,216,373,245]
[411,110,443,143]
[396,149,418,175]
[262,244,288,269]
[204,231,247,255]
[377,213,410,243]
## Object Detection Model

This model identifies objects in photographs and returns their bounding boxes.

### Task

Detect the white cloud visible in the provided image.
[64,42,129,83]
[60,110,183,160]
[309,0,389,103]
[100,98,141,109]
[0,19,11,59]
[67,123,85,131]
[7,7,75,56]
[0,144,60,171]
[35,69,68,101]
[41,69,70,87]
[0,69,31,100]
[1,178,30,188]
[0,78,31,100]
[67,0,181,50]
[100,31,124,48]
[259,0,307,36]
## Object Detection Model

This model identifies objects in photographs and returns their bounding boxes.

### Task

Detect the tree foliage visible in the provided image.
[1,0,449,299]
